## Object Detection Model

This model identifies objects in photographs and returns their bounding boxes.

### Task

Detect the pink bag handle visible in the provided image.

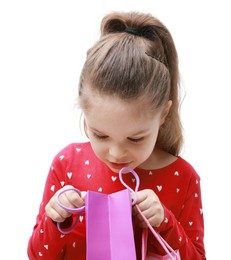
[56,188,85,234]
[119,167,179,260]
[118,167,140,205]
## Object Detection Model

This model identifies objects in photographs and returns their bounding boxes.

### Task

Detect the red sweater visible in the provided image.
[27,142,206,259]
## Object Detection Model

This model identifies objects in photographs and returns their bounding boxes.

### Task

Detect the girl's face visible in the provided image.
[83,91,170,173]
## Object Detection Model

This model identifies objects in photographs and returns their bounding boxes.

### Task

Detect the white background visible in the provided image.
[1,0,230,259]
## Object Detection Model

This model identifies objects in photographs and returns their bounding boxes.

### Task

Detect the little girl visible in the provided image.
[27,11,206,259]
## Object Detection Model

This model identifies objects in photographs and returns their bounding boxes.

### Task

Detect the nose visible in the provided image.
[109,144,127,162]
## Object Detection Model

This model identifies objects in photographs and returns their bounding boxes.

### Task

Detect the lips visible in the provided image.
[108,161,131,170]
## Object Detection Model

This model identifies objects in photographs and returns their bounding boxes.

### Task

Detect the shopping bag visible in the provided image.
[85,189,136,260]
[56,179,138,259]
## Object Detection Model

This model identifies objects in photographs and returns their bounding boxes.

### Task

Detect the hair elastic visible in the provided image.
[124,27,142,36]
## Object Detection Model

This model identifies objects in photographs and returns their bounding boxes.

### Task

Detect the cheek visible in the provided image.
[128,142,152,162]
[138,143,154,159]
[137,135,158,158]
[89,139,107,158]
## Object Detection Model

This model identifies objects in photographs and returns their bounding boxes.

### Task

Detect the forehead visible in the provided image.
[82,90,162,134]
[83,89,152,118]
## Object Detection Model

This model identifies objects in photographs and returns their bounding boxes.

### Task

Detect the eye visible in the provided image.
[93,133,108,140]
[127,137,144,143]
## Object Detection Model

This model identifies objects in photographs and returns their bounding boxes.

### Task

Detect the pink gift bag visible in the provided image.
[85,189,136,260]
[56,185,137,259]
[56,167,180,260]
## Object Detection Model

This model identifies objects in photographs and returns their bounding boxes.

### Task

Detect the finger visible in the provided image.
[133,205,150,223]
[148,215,163,227]
[137,207,164,227]
[81,191,87,200]
[52,197,73,219]
[45,204,70,223]
[65,189,84,208]
[137,196,161,213]
[136,189,158,203]
[57,188,84,209]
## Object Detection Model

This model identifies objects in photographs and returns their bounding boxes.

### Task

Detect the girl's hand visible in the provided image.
[45,185,85,223]
[133,189,164,228]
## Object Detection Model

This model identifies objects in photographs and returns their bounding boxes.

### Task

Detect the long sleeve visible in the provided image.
[27,157,68,259]
[145,162,206,259]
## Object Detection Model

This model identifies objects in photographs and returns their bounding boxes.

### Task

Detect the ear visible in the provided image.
[160,100,172,125]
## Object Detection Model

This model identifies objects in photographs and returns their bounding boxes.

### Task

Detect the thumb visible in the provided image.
[81,191,87,201]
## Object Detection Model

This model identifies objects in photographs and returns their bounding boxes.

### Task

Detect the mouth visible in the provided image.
[108,161,131,170]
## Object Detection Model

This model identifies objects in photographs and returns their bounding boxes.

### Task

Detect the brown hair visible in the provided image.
[78,11,183,156]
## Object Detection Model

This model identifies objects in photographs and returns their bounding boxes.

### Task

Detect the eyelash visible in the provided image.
[93,133,108,140]
[128,137,144,143]
[93,133,144,143]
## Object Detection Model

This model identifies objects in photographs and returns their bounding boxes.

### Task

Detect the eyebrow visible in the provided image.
[89,127,150,137]
[129,129,151,136]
